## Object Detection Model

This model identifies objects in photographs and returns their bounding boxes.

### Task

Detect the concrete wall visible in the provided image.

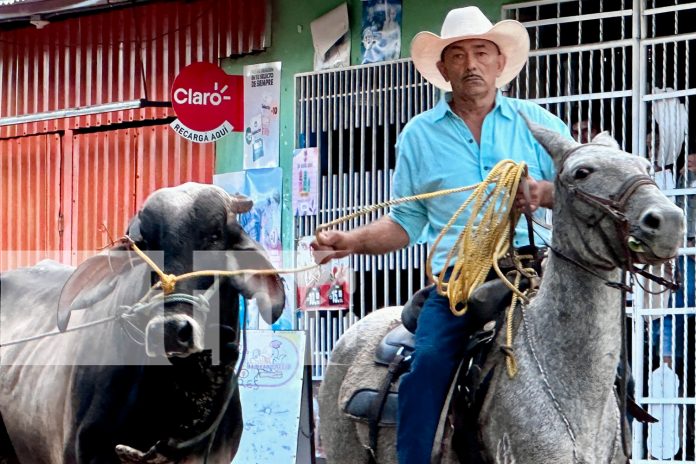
[217,0,511,250]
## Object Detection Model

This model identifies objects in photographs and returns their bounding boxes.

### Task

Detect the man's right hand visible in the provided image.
[310,231,356,265]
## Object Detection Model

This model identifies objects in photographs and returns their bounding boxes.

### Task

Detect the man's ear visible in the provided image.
[436,61,449,82]
[496,53,506,77]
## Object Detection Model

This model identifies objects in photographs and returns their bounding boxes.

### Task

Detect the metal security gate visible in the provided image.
[502,1,695,461]
[296,0,695,461]
[0,134,64,271]
[294,62,437,378]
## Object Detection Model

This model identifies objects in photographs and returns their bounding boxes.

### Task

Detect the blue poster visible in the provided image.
[361,0,402,64]
[214,169,293,330]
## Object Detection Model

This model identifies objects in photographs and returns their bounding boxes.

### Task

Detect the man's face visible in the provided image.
[571,120,597,144]
[436,39,504,98]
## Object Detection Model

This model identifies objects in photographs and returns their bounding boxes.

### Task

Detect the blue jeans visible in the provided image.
[397,287,474,464]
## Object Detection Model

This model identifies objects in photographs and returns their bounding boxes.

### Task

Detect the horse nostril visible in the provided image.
[641,211,662,230]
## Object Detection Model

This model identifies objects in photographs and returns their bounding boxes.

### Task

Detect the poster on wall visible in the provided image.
[310,3,350,70]
[361,0,402,64]
[292,148,319,216]
[243,62,281,169]
[296,236,351,311]
[214,168,290,330]
[233,331,307,464]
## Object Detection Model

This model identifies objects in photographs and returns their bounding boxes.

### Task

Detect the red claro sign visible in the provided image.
[170,62,243,143]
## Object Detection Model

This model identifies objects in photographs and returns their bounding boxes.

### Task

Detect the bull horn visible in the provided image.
[519,111,580,167]
[230,193,253,214]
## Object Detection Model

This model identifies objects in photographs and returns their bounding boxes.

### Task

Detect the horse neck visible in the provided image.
[526,252,623,400]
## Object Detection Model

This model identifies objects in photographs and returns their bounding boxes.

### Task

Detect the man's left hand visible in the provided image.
[515,177,554,212]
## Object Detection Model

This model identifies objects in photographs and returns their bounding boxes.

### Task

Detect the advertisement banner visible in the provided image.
[243,62,281,169]
[170,61,243,143]
[233,331,307,464]
[292,148,319,216]
[296,236,351,311]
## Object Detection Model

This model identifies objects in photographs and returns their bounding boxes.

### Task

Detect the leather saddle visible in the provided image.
[344,277,523,427]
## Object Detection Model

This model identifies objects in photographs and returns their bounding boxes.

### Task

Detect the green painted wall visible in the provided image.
[217,0,512,252]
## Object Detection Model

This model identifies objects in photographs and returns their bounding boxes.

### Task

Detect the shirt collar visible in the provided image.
[434,90,514,122]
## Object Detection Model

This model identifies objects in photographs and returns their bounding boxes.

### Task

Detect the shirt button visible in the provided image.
[468,138,474,143]
[484,166,490,171]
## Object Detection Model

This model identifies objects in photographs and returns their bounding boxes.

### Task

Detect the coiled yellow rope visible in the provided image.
[426,159,529,316]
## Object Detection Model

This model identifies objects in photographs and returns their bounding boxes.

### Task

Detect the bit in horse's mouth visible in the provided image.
[627,235,676,264]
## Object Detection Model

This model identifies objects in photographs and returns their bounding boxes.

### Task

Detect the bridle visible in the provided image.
[551,143,678,293]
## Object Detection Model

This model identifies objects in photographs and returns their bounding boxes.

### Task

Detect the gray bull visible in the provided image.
[0,183,285,464]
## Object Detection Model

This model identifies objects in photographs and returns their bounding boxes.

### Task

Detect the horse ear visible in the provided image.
[519,111,580,167]
[591,131,621,150]
[57,253,138,331]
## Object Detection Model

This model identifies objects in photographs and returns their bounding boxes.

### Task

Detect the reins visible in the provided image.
[555,144,679,293]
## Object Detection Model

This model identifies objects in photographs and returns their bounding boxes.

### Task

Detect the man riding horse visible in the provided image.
[311,6,571,463]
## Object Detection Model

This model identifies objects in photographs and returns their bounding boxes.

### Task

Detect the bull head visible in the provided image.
[57,183,286,359]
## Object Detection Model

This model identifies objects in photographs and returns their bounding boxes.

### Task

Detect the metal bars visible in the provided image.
[294,60,437,379]
[502,1,694,462]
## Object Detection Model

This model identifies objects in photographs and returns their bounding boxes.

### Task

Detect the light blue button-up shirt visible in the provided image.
[389,91,571,274]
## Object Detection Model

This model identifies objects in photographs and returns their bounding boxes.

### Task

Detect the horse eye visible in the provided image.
[574,168,593,180]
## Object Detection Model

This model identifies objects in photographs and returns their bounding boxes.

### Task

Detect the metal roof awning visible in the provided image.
[0,0,131,21]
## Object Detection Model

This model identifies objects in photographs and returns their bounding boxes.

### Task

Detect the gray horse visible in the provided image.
[319,122,684,463]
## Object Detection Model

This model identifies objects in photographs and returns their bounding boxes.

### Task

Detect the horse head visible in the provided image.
[524,118,684,270]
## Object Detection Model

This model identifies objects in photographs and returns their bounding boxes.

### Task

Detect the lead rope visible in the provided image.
[0,161,526,350]
[125,160,530,315]
[521,300,580,463]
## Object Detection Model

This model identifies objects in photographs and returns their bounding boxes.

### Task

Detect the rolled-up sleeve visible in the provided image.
[389,135,428,245]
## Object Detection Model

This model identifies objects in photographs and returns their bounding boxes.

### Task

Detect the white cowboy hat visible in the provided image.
[411,6,530,91]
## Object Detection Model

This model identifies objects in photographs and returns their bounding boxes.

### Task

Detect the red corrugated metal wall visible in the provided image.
[0,0,268,138]
[71,126,214,256]
[1,0,267,269]
[0,134,63,270]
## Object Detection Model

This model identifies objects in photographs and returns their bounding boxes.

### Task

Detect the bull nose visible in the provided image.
[145,317,200,357]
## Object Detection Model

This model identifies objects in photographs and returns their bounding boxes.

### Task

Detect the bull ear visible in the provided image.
[225,221,285,324]
[57,253,138,332]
